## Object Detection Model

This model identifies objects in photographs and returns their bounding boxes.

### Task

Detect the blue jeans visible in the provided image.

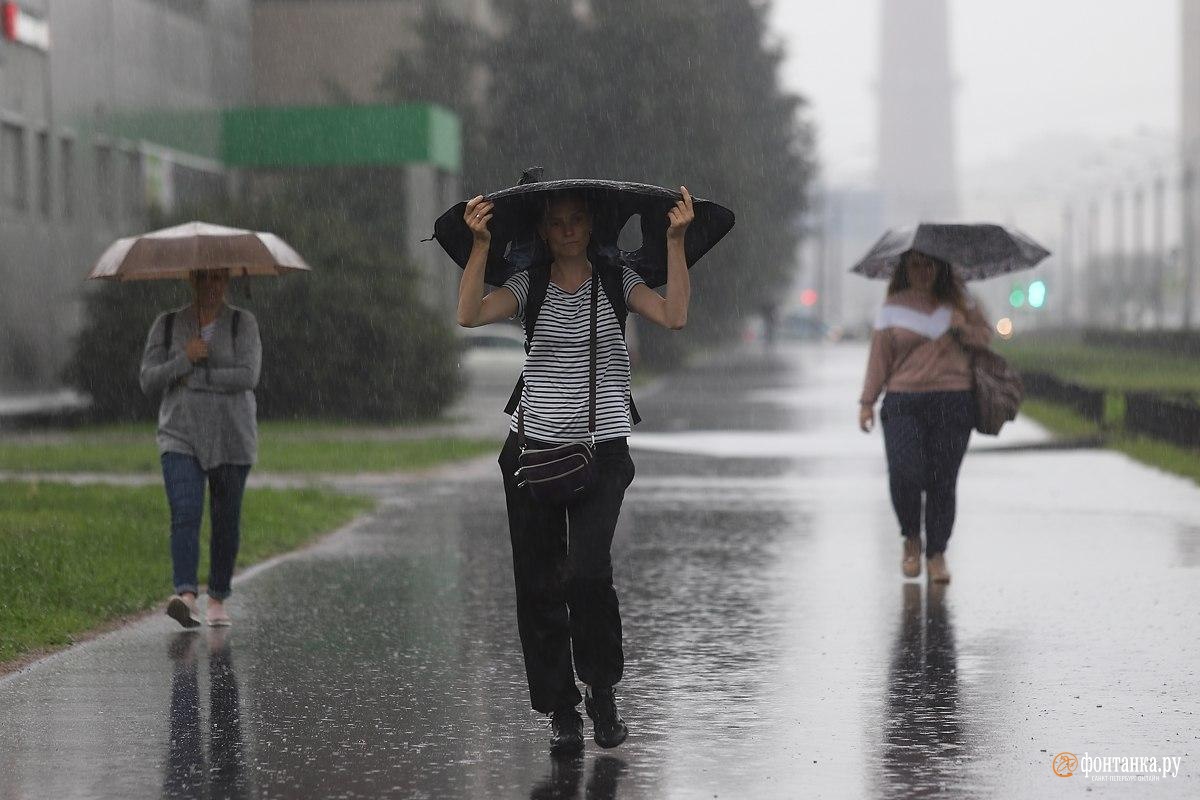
[880,391,974,556]
[161,452,251,600]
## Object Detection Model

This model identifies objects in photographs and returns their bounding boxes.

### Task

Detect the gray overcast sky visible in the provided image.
[768,0,1179,184]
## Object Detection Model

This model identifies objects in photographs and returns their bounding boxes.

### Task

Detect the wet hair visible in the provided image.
[538,190,592,227]
[887,252,966,310]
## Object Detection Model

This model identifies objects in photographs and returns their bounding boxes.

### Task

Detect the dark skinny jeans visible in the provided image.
[880,390,974,556]
[161,452,251,600]
[499,433,635,714]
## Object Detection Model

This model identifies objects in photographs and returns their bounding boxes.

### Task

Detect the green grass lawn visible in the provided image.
[0,480,371,664]
[0,422,497,665]
[997,340,1200,395]
[1004,342,1200,487]
[0,427,499,474]
[1021,399,1200,486]
[1019,399,1103,438]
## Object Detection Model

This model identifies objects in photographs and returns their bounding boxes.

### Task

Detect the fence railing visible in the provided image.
[1124,392,1200,449]
[1019,370,1106,426]
[1082,329,1200,357]
[1007,328,1200,357]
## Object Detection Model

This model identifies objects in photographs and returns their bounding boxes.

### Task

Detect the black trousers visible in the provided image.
[880,390,974,556]
[499,432,635,714]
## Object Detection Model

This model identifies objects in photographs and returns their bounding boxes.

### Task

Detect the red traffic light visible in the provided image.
[800,289,818,307]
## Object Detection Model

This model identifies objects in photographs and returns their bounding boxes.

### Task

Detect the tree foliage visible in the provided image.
[66,189,462,423]
[381,0,814,364]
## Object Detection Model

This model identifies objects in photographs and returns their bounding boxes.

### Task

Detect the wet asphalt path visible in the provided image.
[2,343,1198,798]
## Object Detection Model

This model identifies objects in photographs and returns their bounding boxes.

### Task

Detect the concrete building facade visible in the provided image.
[250,0,489,310]
[1181,0,1200,326]
[0,0,465,394]
[877,0,959,228]
[0,0,251,391]
[252,0,492,107]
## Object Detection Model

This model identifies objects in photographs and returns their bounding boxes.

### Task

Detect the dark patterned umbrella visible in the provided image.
[850,223,1050,281]
[431,170,736,289]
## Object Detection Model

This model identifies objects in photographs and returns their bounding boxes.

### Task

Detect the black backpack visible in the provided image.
[503,261,642,424]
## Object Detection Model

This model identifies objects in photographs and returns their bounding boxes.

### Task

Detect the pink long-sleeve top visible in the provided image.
[859,288,993,406]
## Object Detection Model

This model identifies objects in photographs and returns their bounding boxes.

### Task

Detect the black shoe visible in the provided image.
[584,686,628,749]
[166,595,201,629]
[549,707,584,756]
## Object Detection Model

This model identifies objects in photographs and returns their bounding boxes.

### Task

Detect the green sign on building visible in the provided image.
[222,104,461,173]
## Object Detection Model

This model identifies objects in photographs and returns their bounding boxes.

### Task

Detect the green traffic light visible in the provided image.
[1028,280,1046,309]
[1009,287,1026,308]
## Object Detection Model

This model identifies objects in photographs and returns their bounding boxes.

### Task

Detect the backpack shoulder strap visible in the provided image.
[522,265,551,352]
[598,261,643,425]
[597,262,628,334]
[501,263,645,425]
[162,311,176,352]
[231,309,241,344]
[504,265,551,415]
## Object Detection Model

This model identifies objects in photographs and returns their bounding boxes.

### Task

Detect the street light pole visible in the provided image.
[816,198,828,329]
[828,194,842,328]
[1061,204,1074,324]
[1113,187,1126,327]
[1184,163,1196,329]
[1086,198,1099,324]
[1133,184,1146,327]
[1153,175,1166,328]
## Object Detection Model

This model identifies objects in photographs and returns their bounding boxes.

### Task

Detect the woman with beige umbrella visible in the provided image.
[90,222,309,628]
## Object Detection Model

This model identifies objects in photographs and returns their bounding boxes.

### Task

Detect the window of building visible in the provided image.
[36,131,50,217]
[95,143,113,222]
[173,162,226,208]
[60,137,75,220]
[2,123,28,211]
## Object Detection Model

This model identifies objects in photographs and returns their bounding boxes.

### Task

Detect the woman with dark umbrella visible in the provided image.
[858,251,992,584]
[456,187,694,756]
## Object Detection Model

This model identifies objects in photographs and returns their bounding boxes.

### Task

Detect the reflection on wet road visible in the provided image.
[2,343,1198,798]
[162,629,247,799]
[878,583,963,797]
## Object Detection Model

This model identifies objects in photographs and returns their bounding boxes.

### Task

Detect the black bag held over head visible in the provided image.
[513,269,600,505]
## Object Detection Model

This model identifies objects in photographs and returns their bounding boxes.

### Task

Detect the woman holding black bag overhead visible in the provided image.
[455,183,695,757]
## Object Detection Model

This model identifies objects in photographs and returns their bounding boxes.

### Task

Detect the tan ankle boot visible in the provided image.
[902,537,922,578]
[927,553,951,584]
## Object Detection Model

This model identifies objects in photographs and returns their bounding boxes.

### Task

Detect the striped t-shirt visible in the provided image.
[502,266,645,443]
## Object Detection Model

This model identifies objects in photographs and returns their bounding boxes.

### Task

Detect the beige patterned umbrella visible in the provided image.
[87,221,311,281]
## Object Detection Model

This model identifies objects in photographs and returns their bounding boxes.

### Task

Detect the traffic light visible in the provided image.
[1028,280,1046,309]
[1009,280,1046,310]
[800,288,818,307]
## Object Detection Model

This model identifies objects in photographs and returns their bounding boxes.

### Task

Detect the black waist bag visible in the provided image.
[515,440,596,505]
[514,270,600,505]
